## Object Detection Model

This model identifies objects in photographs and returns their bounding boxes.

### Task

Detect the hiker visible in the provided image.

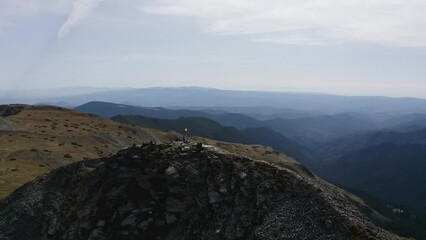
[183,128,189,143]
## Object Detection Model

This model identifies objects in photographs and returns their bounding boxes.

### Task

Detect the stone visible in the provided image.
[166,214,178,225]
[47,217,58,235]
[165,166,177,175]
[166,197,186,213]
[209,191,223,204]
[88,228,103,240]
[137,218,153,230]
[97,220,105,227]
[325,220,333,229]
[121,215,137,226]
[155,219,166,226]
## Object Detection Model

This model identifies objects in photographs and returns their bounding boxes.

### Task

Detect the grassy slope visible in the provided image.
[0,105,168,199]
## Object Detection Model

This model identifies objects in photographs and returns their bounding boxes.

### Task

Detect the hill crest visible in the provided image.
[0,142,403,240]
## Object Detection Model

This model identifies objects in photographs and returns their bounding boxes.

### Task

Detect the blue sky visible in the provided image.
[1,0,426,97]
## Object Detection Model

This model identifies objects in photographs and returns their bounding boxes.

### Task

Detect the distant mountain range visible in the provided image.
[77,101,212,119]
[76,101,385,147]
[4,87,426,115]
[76,101,266,129]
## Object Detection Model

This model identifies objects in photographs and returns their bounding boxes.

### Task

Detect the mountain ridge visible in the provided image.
[0,142,404,240]
[5,87,426,115]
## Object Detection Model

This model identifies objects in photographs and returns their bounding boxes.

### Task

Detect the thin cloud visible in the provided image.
[58,0,104,39]
[140,0,426,47]
[0,0,70,31]
[0,0,70,14]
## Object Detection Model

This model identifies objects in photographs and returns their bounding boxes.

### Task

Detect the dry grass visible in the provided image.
[0,105,168,199]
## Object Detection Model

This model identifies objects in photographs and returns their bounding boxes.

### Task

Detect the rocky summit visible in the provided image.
[0,143,402,240]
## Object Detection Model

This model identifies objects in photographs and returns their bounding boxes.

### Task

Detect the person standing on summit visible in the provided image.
[183,128,189,143]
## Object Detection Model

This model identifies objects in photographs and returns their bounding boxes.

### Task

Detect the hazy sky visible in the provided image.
[1,0,426,97]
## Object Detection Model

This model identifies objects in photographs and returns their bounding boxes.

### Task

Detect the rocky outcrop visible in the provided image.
[0,143,403,240]
[0,105,24,117]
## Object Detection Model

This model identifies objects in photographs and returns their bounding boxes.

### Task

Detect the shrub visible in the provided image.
[72,142,83,147]
[64,153,73,159]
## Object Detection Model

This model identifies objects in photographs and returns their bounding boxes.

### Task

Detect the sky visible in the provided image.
[1,0,426,97]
